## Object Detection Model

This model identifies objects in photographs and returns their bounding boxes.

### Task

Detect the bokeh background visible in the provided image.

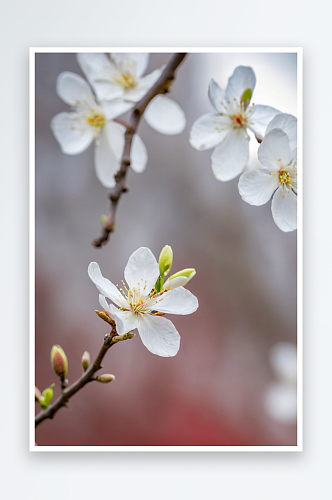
[35,51,297,447]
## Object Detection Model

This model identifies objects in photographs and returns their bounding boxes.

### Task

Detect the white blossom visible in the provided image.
[51,71,147,188]
[264,342,297,424]
[77,53,186,135]
[88,247,198,357]
[190,66,280,181]
[238,113,297,232]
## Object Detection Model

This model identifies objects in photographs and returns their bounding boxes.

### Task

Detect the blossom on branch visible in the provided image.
[190,66,280,181]
[88,247,198,357]
[51,71,147,187]
[77,53,186,135]
[238,114,297,232]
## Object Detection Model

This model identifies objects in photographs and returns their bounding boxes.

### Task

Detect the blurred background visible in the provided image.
[35,51,297,446]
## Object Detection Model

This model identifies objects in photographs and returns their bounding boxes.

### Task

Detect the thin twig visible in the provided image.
[92,53,187,248]
[35,323,120,428]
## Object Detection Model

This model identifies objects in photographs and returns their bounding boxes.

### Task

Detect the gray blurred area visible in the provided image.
[35,52,297,446]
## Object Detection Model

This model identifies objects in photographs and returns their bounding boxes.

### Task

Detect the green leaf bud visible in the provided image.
[158,245,173,276]
[240,88,252,110]
[51,345,68,380]
[100,214,107,225]
[169,268,196,281]
[81,351,90,372]
[39,383,55,410]
[96,374,115,383]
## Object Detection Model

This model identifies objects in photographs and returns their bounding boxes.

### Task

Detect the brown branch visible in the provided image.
[92,53,187,248]
[35,322,121,428]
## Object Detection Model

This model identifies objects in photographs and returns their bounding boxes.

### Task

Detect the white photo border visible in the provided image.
[30,47,303,452]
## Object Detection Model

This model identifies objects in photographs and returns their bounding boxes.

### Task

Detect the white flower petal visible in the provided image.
[56,71,96,107]
[258,129,292,172]
[152,287,198,315]
[77,52,112,80]
[123,68,163,102]
[98,294,118,320]
[77,53,124,101]
[266,113,297,152]
[101,98,134,120]
[111,53,150,79]
[124,247,160,295]
[98,294,110,312]
[163,276,188,290]
[88,262,127,308]
[94,125,120,188]
[137,314,180,357]
[248,105,280,140]
[51,112,95,155]
[211,128,249,181]
[208,79,226,113]
[238,169,279,206]
[103,121,126,160]
[264,382,297,424]
[130,134,148,173]
[226,66,256,102]
[190,113,230,151]
[102,121,147,174]
[144,95,186,135]
[112,309,138,335]
[271,186,297,232]
[269,343,297,384]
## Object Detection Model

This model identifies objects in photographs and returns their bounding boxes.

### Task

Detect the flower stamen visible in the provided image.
[86,112,106,128]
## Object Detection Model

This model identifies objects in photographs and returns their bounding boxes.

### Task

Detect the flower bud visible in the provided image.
[158,245,173,276]
[39,383,55,410]
[96,374,115,383]
[51,345,68,380]
[81,351,90,372]
[241,88,252,110]
[169,268,196,281]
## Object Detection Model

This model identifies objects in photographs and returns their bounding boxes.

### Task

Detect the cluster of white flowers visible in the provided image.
[89,246,198,357]
[51,53,186,188]
[190,66,298,232]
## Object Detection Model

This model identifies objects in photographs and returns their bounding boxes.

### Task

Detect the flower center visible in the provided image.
[118,280,166,317]
[86,113,106,128]
[279,171,291,186]
[114,71,137,90]
[231,112,247,128]
[122,73,136,88]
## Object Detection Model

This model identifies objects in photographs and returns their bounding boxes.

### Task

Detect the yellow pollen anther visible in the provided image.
[123,74,135,87]
[279,171,291,186]
[87,113,105,128]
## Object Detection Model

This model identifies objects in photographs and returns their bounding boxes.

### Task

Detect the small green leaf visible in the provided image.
[39,383,55,410]
[240,88,252,110]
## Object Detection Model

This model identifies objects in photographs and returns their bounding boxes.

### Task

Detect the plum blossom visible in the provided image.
[238,113,297,232]
[77,53,186,135]
[51,71,147,188]
[264,342,297,424]
[88,247,198,357]
[190,66,280,181]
